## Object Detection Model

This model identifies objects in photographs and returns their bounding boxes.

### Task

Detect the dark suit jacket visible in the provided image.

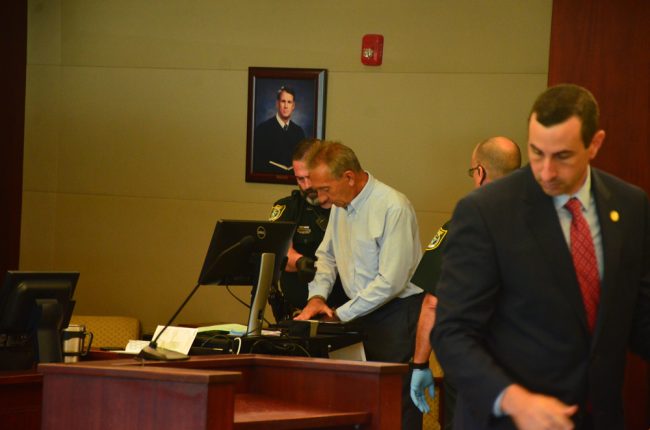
[253,117,305,174]
[432,166,650,430]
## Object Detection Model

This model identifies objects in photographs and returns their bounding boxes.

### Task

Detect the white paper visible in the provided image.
[197,323,248,336]
[124,340,150,354]
[151,325,198,354]
[260,329,281,336]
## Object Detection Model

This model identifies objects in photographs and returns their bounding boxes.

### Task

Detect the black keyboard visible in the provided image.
[275,320,360,336]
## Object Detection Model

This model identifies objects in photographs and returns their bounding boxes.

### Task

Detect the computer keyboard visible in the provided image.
[275,319,360,337]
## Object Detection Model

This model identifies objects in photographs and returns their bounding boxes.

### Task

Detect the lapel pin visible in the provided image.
[610,210,620,222]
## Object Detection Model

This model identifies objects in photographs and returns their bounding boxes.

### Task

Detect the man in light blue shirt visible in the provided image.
[295,140,424,430]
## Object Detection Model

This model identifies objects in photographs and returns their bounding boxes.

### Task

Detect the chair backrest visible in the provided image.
[69,315,141,349]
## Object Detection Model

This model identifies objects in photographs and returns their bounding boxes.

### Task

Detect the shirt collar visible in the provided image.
[553,166,592,211]
[347,171,374,213]
[275,114,290,128]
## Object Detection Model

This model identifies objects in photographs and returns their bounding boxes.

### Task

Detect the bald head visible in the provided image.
[471,136,521,187]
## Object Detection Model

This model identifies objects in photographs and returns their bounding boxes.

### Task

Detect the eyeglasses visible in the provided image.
[467,164,482,178]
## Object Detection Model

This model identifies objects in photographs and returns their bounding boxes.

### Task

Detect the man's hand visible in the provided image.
[294,296,334,320]
[410,368,435,413]
[321,309,340,322]
[501,384,578,430]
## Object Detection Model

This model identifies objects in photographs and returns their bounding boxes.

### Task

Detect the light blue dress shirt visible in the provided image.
[308,172,423,322]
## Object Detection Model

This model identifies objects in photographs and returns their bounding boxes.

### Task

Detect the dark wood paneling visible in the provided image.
[549,1,650,429]
[0,371,42,430]
[0,1,27,275]
[549,0,650,194]
[38,355,404,430]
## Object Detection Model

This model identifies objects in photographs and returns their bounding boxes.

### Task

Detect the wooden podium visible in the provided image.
[39,354,406,430]
[0,370,42,429]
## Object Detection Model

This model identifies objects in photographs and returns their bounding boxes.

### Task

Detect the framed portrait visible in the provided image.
[245,67,327,184]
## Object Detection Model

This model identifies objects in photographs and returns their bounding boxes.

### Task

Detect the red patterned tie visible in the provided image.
[565,198,600,332]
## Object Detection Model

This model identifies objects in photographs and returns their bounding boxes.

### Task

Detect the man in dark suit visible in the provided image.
[433,84,650,430]
[253,86,306,174]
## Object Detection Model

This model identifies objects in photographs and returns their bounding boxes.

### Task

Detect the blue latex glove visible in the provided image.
[410,368,435,414]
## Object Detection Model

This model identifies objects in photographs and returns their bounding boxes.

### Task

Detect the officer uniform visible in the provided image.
[269,190,348,313]
[411,221,456,430]
[411,221,449,295]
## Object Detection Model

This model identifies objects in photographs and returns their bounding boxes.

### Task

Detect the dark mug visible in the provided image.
[62,324,93,363]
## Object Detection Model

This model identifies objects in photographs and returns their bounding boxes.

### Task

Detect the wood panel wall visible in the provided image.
[548,0,649,193]
[549,1,650,429]
[0,1,27,276]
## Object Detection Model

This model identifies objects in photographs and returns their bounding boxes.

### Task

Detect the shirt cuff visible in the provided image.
[492,389,507,417]
[308,282,331,302]
[335,302,353,322]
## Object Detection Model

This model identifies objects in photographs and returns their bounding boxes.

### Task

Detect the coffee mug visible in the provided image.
[62,324,93,363]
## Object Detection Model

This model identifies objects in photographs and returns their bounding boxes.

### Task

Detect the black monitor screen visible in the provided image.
[198,219,295,286]
[0,271,78,368]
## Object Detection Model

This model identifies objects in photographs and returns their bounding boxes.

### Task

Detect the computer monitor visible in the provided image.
[198,219,295,286]
[0,271,78,369]
[198,219,295,334]
[139,220,295,361]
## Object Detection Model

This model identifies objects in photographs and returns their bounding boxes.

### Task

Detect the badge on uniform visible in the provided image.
[268,204,286,221]
[315,215,328,232]
[297,225,312,235]
[426,226,448,251]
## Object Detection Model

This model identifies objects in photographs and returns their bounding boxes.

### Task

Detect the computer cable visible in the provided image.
[225,285,272,327]
[249,338,310,357]
[232,337,242,355]
[198,332,232,349]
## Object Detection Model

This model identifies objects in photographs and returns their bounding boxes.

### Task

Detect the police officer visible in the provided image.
[409,136,521,430]
[409,221,456,427]
[269,139,347,318]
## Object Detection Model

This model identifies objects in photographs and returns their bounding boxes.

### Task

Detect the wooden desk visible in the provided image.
[0,369,41,429]
[0,350,121,430]
[39,354,406,430]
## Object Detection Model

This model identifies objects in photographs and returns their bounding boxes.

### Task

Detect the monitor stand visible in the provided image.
[35,299,64,363]
[246,253,275,336]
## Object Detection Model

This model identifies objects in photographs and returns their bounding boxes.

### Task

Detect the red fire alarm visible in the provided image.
[361,34,384,66]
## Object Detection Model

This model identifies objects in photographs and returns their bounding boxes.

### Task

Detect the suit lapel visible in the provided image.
[521,167,591,333]
[590,169,622,342]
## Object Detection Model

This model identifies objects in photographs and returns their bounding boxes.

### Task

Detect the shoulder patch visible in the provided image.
[425,226,448,251]
[268,204,286,221]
